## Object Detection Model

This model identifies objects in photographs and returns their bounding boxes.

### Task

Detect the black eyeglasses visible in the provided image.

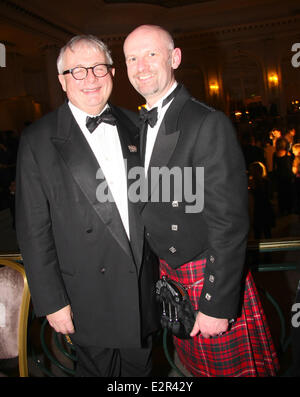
[62,63,113,80]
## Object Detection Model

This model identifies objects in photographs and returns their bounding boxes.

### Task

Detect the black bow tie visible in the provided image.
[86,108,116,133]
[139,106,158,128]
[138,84,181,128]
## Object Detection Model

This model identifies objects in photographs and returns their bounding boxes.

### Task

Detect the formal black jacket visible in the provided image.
[16,102,159,348]
[140,85,249,319]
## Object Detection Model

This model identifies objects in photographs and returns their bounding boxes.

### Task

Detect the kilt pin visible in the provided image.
[160,258,280,377]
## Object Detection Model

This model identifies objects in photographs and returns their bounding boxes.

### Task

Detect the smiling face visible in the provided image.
[58,42,115,115]
[124,25,181,108]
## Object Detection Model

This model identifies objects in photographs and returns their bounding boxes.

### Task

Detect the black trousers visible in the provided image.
[73,337,152,377]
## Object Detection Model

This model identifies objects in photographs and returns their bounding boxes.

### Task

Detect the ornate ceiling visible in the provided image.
[1,0,299,60]
[1,0,300,119]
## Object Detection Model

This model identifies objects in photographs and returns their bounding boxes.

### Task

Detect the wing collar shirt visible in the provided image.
[68,101,130,239]
[144,81,177,175]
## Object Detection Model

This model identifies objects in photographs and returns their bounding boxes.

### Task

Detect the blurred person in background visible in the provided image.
[248,161,275,239]
[292,143,300,215]
[273,137,294,215]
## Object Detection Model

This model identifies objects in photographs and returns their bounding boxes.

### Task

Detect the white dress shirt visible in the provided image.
[144,82,178,174]
[68,101,130,239]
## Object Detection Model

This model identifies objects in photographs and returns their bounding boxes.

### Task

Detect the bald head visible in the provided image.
[124,25,174,53]
[124,24,181,107]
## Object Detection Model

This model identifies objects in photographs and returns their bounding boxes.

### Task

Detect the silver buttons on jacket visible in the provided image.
[205,293,212,301]
[209,255,215,263]
[169,246,177,254]
[209,274,215,283]
[171,224,178,231]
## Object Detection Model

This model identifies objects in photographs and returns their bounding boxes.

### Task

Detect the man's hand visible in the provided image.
[190,312,228,339]
[46,305,75,335]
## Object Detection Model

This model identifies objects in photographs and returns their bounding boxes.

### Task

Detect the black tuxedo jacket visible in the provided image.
[140,85,249,319]
[16,102,159,348]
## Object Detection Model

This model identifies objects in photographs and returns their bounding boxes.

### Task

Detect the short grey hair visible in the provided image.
[57,35,113,74]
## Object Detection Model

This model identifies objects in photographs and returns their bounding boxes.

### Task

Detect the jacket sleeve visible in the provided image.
[194,110,249,318]
[15,132,70,316]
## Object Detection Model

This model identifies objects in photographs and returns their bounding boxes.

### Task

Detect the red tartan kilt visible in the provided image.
[160,258,279,377]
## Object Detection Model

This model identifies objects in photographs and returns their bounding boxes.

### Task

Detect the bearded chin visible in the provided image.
[137,84,159,99]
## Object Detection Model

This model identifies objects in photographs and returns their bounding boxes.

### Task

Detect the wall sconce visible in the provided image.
[268,73,279,87]
[209,82,219,94]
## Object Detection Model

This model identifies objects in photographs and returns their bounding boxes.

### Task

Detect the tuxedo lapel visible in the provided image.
[110,105,140,166]
[111,105,144,269]
[148,85,190,171]
[51,103,133,260]
[139,120,147,163]
[148,119,180,170]
[141,85,190,211]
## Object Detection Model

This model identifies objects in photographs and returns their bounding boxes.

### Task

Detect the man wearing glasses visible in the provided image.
[16,35,159,377]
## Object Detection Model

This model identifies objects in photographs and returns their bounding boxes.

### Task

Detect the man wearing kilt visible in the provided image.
[124,24,279,376]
